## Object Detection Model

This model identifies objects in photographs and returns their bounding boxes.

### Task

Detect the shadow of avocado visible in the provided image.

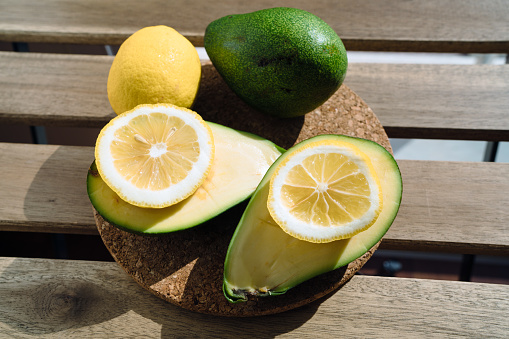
[22,145,96,233]
[194,63,304,150]
[14,146,340,335]
[94,200,331,334]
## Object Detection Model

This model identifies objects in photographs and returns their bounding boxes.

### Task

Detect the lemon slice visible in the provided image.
[95,104,214,208]
[267,137,382,243]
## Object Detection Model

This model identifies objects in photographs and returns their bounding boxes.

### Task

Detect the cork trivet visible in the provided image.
[95,61,393,317]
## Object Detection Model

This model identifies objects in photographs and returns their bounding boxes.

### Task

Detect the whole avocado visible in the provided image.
[204,7,348,118]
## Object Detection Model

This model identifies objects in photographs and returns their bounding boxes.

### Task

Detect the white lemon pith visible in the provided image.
[267,139,382,243]
[95,104,214,208]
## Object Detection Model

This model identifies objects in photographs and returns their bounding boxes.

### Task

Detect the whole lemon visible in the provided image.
[107,25,201,115]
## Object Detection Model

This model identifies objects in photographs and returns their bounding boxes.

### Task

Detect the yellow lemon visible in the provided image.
[107,25,201,115]
[267,137,382,243]
[95,103,214,208]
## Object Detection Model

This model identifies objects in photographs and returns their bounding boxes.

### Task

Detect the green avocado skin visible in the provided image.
[204,7,348,118]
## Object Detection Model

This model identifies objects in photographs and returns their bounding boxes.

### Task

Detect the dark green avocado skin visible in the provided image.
[204,7,348,118]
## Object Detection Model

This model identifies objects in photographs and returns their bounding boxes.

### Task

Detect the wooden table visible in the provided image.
[1,0,508,337]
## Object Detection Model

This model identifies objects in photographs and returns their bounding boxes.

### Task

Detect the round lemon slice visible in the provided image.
[95,103,214,208]
[267,137,382,243]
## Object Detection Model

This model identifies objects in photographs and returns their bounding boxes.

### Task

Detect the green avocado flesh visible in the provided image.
[204,7,348,118]
[223,135,402,302]
[87,122,283,234]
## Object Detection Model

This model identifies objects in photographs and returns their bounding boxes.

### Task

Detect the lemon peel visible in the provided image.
[107,25,201,115]
[95,103,214,208]
[267,138,382,243]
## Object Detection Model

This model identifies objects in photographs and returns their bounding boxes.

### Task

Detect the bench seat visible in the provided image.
[1,142,508,255]
[0,256,507,337]
[0,0,508,334]
[1,52,509,140]
[1,0,508,53]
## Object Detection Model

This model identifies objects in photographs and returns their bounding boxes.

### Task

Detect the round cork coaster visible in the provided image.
[95,61,393,317]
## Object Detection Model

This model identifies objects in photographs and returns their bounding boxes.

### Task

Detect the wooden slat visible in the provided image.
[347,63,509,141]
[0,256,507,337]
[0,52,113,127]
[1,142,509,255]
[383,160,509,255]
[2,52,509,141]
[0,143,96,234]
[1,0,508,53]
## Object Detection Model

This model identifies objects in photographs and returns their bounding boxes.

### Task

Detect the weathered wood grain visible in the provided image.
[1,143,509,255]
[0,52,113,127]
[0,0,508,53]
[0,1,506,336]
[347,63,509,141]
[0,143,96,234]
[384,160,509,255]
[1,52,509,141]
[0,256,507,337]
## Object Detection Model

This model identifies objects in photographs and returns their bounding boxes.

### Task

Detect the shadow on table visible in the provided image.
[0,255,341,337]
[13,143,358,336]
[21,63,305,233]
[12,63,315,336]
[194,62,304,150]
[21,144,96,234]
[0,257,129,335]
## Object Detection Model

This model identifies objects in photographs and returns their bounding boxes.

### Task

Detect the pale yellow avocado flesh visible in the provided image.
[87,122,283,234]
[223,135,402,302]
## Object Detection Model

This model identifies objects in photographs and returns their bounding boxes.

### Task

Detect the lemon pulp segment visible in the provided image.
[268,139,382,243]
[95,104,214,208]
[111,113,200,190]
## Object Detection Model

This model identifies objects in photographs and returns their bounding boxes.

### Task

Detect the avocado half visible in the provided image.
[223,134,402,302]
[87,122,283,234]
